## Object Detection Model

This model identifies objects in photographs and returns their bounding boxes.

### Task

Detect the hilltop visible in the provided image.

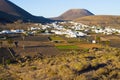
[52,9,94,20]
[74,15,120,28]
[0,0,53,23]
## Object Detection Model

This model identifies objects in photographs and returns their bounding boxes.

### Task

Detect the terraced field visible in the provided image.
[0,35,61,57]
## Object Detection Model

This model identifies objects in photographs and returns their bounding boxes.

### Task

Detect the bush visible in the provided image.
[70,62,84,71]
[31,66,37,70]
[5,59,11,64]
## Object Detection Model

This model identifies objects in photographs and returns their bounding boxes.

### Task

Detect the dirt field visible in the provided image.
[110,39,120,48]
[1,35,61,57]
[77,43,102,49]
[55,41,102,49]
[13,35,50,42]
[13,41,60,57]
[1,34,120,58]
[101,35,120,48]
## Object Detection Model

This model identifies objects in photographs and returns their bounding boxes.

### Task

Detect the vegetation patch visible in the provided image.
[56,45,79,50]
[50,36,65,43]
[66,38,86,43]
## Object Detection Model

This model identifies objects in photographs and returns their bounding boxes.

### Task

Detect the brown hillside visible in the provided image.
[0,0,32,17]
[74,15,120,28]
[52,9,94,20]
[0,0,53,23]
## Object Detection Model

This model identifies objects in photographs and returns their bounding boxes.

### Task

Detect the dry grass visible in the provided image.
[77,43,102,49]
[0,47,120,80]
[75,15,120,28]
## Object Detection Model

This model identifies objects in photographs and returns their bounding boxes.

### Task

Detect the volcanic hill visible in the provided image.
[52,9,94,20]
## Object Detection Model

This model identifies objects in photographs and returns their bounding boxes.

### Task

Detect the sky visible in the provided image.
[10,0,120,17]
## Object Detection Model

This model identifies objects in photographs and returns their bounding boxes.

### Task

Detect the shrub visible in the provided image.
[96,68,107,75]
[70,62,84,71]
[5,59,11,64]
[7,39,14,47]
[75,75,87,80]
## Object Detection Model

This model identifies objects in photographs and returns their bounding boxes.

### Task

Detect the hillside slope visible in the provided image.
[74,15,120,28]
[0,0,52,23]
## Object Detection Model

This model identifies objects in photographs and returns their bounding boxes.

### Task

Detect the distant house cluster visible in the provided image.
[0,29,24,34]
[1,21,120,38]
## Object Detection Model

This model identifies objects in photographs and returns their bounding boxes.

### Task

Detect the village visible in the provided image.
[1,21,120,38]
[0,21,120,44]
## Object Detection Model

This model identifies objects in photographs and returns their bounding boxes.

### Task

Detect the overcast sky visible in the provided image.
[10,0,120,17]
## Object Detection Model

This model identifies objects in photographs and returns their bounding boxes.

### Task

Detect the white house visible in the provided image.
[11,29,24,33]
[75,31,87,37]
[66,34,77,38]
[1,30,12,34]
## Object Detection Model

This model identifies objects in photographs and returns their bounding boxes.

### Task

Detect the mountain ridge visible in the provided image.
[0,0,53,23]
